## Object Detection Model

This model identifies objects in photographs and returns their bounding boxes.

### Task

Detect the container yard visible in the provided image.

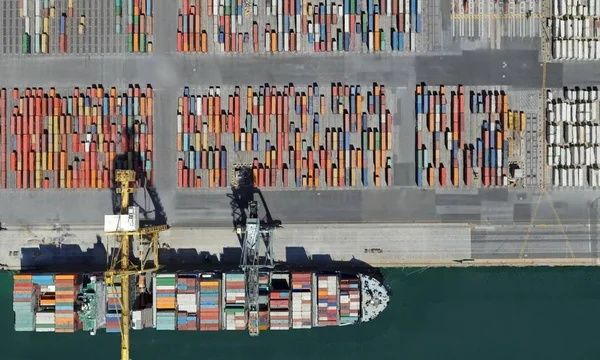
[545,86,600,187]
[0,0,153,55]
[3,84,153,189]
[13,271,389,333]
[1,88,7,188]
[451,0,542,50]
[550,0,600,61]
[415,83,539,188]
[176,0,436,54]
[177,83,394,189]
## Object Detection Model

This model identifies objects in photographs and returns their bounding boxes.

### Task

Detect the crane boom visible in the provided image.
[238,200,275,337]
[106,170,167,360]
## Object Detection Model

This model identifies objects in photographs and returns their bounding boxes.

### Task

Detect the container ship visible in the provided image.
[13,270,389,333]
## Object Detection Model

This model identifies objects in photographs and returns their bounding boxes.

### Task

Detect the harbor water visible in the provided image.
[2,267,600,360]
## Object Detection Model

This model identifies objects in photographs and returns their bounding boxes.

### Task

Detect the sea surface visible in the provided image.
[2,267,600,360]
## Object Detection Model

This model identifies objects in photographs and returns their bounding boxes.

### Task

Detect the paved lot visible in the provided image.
[3,1,600,265]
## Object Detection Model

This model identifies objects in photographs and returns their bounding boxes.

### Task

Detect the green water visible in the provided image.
[2,267,600,360]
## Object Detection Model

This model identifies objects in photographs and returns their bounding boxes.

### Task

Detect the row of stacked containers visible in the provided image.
[13,275,40,331]
[117,0,155,53]
[415,83,526,188]
[317,275,338,326]
[106,279,122,333]
[4,84,153,189]
[16,0,153,54]
[258,273,270,330]
[177,83,394,188]
[176,274,197,330]
[177,0,424,54]
[155,274,177,330]
[291,272,312,329]
[224,272,246,330]
[270,273,290,330]
[339,277,360,323]
[0,89,6,188]
[199,274,221,330]
[13,274,79,332]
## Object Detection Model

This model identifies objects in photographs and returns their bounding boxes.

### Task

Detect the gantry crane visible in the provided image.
[104,170,168,360]
[238,200,276,336]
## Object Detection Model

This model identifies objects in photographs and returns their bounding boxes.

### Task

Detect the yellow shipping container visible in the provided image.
[14,275,32,280]
[55,274,76,280]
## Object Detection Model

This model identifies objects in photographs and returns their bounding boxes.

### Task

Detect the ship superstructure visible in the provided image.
[13,270,389,333]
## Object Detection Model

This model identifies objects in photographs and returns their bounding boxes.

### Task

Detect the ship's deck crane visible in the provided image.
[104,170,167,360]
[238,200,275,336]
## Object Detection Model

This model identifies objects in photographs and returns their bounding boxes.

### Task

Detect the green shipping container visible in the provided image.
[362,132,368,149]
[128,0,133,15]
[140,34,146,52]
[128,33,133,52]
[35,34,41,54]
[134,15,139,25]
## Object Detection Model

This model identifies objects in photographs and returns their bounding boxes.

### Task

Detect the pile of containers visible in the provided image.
[54,274,77,332]
[176,274,198,330]
[551,0,600,61]
[13,274,39,332]
[178,0,423,54]
[1,88,6,188]
[258,272,270,331]
[33,275,56,332]
[224,272,246,330]
[199,273,221,331]
[415,83,523,188]
[8,85,154,189]
[177,86,229,188]
[269,273,290,330]
[545,87,600,187]
[177,83,393,188]
[177,0,208,53]
[291,272,312,329]
[119,0,154,53]
[339,277,360,323]
[317,275,337,326]
[106,280,122,333]
[18,0,65,54]
[155,274,177,331]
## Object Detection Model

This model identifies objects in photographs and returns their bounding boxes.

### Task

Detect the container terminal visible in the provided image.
[4,0,600,357]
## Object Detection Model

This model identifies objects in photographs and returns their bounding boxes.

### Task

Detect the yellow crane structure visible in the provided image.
[104,170,168,360]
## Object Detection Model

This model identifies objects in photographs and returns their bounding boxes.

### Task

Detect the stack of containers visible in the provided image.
[177,0,208,53]
[471,89,509,187]
[224,272,246,330]
[264,0,300,53]
[176,274,198,331]
[177,86,228,188]
[54,274,77,333]
[339,277,360,323]
[178,83,393,189]
[258,272,270,331]
[199,273,221,331]
[33,275,55,332]
[317,275,337,326]
[9,85,153,189]
[126,0,154,53]
[13,274,39,332]
[269,273,290,330]
[207,0,247,54]
[416,84,517,188]
[546,87,599,187]
[291,272,312,329]
[155,274,177,331]
[1,88,6,188]
[106,279,122,333]
[551,0,600,61]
